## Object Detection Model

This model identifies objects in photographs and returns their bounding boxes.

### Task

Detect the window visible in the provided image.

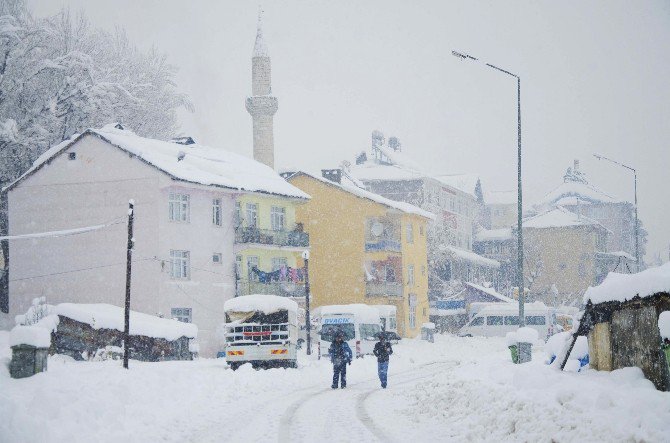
[68,152,77,160]
[504,316,520,326]
[526,316,546,325]
[271,206,285,231]
[406,223,414,244]
[247,256,259,281]
[235,202,241,227]
[171,308,192,323]
[168,193,190,222]
[246,203,258,227]
[389,317,397,330]
[212,199,222,226]
[407,265,415,286]
[487,316,503,326]
[409,305,416,329]
[470,317,484,326]
[235,255,242,278]
[170,250,190,279]
[272,257,288,271]
[212,253,222,264]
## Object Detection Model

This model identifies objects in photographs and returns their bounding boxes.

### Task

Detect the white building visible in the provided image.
[1,124,308,356]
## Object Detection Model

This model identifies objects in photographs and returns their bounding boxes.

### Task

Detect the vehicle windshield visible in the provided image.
[359,323,381,340]
[319,323,355,342]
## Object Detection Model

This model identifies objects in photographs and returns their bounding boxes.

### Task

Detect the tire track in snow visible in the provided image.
[355,361,457,443]
[278,360,456,443]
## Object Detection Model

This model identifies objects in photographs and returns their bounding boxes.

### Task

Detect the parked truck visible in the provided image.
[222,294,299,370]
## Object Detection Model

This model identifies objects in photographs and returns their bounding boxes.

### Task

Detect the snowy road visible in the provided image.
[2,333,670,442]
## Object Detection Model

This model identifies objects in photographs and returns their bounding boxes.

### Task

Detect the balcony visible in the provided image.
[236,280,306,298]
[366,281,403,297]
[365,238,401,252]
[235,227,309,248]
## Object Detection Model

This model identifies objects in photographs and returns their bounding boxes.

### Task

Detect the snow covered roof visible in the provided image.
[539,181,619,207]
[522,206,606,230]
[465,282,515,303]
[596,251,636,262]
[55,303,198,340]
[318,304,382,324]
[447,246,500,269]
[434,174,480,198]
[583,262,670,305]
[485,190,517,206]
[349,162,425,182]
[475,228,513,242]
[289,171,435,220]
[5,125,309,199]
[223,294,298,314]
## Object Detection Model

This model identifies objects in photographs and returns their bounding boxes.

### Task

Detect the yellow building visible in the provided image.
[234,193,310,298]
[287,170,434,338]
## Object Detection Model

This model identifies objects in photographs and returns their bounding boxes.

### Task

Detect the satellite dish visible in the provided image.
[371,222,384,237]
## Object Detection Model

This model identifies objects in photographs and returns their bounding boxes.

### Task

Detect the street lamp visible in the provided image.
[452,49,525,326]
[593,153,640,271]
[302,250,311,355]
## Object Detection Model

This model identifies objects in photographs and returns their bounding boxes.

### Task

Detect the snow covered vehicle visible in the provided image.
[315,304,382,359]
[458,302,552,339]
[222,294,299,370]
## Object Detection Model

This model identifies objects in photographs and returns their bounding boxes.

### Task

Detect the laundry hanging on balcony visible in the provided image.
[251,265,305,284]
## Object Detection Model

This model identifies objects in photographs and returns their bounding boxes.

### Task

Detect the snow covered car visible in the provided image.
[222,294,299,370]
[458,302,552,339]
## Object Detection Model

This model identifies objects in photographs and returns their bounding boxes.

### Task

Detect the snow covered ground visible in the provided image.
[1,331,669,443]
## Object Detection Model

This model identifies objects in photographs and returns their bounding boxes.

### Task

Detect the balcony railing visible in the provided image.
[366,281,403,297]
[236,280,306,298]
[235,227,309,248]
[365,238,401,252]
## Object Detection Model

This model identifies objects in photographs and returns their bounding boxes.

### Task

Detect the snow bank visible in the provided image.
[659,311,669,340]
[223,294,298,314]
[319,304,381,324]
[9,325,51,348]
[516,327,539,343]
[583,262,670,304]
[55,303,197,340]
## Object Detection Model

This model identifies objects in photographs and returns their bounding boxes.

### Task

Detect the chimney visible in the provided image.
[321,169,342,184]
[574,159,580,172]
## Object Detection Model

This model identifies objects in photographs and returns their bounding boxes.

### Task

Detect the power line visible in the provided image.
[0,217,126,241]
[8,258,152,283]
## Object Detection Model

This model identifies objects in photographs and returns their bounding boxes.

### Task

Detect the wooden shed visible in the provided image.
[575,263,670,391]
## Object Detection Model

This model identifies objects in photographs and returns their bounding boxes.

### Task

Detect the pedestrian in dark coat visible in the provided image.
[328,333,352,389]
[373,333,393,388]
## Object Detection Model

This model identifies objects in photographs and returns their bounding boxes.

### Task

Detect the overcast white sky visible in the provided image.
[29,0,670,262]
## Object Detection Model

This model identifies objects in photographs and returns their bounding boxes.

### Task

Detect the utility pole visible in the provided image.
[452,50,524,325]
[123,200,135,369]
[302,250,311,355]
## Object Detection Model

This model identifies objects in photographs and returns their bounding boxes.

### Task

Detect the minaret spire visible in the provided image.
[246,6,278,169]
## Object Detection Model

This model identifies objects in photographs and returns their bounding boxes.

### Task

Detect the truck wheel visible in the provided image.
[229,362,241,371]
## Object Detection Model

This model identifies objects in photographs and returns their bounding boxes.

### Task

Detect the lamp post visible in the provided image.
[593,153,639,271]
[452,50,525,326]
[302,250,311,355]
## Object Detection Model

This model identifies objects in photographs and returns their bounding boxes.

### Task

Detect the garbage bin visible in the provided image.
[509,345,519,364]
[518,341,532,363]
[421,323,435,343]
[9,325,51,379]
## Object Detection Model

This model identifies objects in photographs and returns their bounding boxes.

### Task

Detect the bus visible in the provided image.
[316,304,382,359]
